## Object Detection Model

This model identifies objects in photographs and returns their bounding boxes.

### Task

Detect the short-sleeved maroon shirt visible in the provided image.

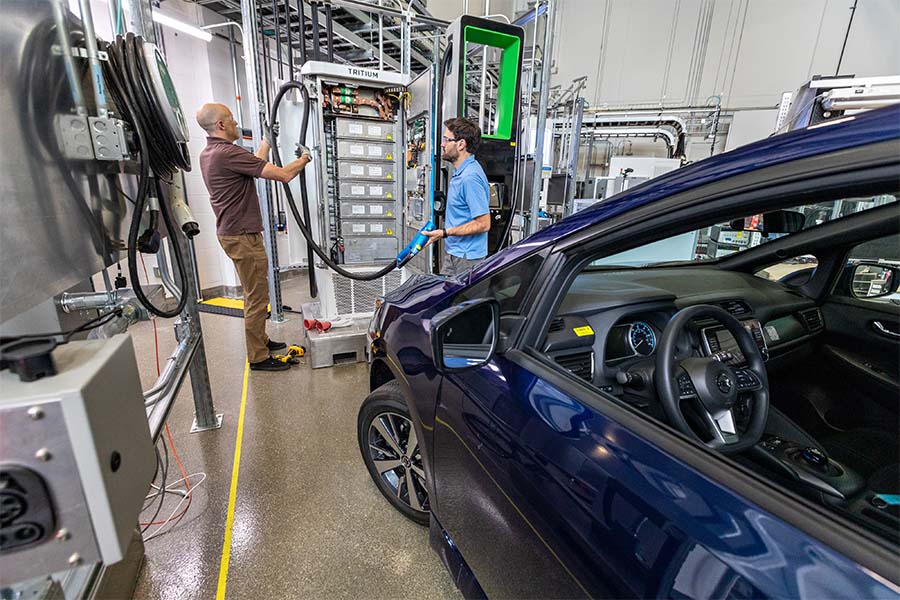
[199,137,268,236]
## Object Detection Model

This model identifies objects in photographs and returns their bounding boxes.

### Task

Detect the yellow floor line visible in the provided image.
[216,361,250,600]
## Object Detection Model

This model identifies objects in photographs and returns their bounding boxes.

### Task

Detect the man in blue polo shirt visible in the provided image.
[423,117,491,276]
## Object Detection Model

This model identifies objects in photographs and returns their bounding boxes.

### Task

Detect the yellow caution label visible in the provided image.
[573,326,594,337]
[386,153,393,160]
[387,133,393,140]
[510,142,516,147]
[386,173,393,179]
[387,211,393,217]
[387,229,394,236]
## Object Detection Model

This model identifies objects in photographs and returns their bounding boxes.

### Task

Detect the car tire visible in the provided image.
[358,381,430,526]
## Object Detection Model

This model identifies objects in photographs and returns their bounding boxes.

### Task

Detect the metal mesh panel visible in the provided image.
[334,275,354,316]
[353,279,385,314]
[331,270,404,318]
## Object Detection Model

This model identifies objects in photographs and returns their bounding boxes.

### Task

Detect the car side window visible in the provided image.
[453,253,545,314]
[845,234,900,304]
[754,255,818,285]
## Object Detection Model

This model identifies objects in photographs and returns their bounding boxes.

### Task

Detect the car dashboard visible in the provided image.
[543,267,826,398]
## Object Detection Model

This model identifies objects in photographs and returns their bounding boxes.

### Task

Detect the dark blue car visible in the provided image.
[358,105,900,599]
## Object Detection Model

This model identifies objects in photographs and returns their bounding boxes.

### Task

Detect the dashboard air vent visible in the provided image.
[799,308,824,333]
[548,317,565,333]
[555,352,593,382]
[719,300,752,317]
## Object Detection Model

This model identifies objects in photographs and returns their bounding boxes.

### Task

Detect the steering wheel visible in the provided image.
[654,305,769,454]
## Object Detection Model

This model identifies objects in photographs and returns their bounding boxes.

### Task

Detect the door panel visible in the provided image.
[431,352,898,598]
[822,297,900,397]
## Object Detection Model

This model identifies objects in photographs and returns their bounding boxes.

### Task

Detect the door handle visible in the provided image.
[872,321,900,339]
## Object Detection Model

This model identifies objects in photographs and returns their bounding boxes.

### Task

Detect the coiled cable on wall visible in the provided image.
[103,34,189,318]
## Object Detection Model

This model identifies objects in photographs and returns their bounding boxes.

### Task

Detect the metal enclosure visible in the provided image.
[292,62,410,322]
[0,335,156,585]
[404,66,438,274]
[0,1,134,322]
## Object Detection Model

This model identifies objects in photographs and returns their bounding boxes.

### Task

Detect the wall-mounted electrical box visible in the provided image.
[0,335,155,586]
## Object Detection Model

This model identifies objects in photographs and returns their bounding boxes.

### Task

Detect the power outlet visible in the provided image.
[0,466,55,554]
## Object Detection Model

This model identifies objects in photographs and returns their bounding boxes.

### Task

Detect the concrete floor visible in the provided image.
[129,275,459,599]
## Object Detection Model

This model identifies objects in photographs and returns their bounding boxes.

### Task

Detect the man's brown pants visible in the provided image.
[217,233,271,364]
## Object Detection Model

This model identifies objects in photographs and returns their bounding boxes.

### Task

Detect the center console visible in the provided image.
[753,435,899,542]
[754,436,865,499]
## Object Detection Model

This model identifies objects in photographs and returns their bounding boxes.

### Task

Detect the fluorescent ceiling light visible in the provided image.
[152,12,213,42]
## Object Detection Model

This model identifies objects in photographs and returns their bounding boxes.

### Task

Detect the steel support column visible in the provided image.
[563,96,584,215]
[167,177,221,432]
[242,0,285,322]
[527,0,554,235]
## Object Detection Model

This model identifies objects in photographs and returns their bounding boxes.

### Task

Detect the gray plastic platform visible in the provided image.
[305,319,370,369]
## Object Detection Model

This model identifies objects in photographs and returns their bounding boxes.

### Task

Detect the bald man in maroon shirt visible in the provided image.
[196,103,310,372]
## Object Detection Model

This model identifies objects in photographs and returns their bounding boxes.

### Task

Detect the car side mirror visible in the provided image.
[850,262,900,299]
[430,298,499,373]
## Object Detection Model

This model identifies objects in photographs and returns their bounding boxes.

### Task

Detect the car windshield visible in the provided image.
[592,194,898,268]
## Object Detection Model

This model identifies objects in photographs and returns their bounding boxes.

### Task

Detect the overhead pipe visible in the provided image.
[310,0,321,60]
[325,1,335,62]
[579,112,687,135]
[284,0,295,76]
[226,25,245,127]
[478,0,491,131]
[273,0,284,78]
[575,126,679,158]
[378,0,384,70]
[76,0,109,117]
[835,0,858,75]
[298,0,308,64]
[52,0,87,115]
[327,0,449,28]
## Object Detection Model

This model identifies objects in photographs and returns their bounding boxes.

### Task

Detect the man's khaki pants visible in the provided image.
[217,233,271,364]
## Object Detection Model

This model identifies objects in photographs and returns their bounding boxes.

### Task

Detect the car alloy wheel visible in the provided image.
[367,411,429,515]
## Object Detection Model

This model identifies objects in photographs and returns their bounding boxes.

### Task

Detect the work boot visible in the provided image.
[266,340,287,351]
[249,356,290,371]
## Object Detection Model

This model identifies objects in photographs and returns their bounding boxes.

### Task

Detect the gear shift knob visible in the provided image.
[801,447,828,467]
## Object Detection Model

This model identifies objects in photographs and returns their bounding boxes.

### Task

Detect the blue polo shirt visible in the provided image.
[445,155,490,259]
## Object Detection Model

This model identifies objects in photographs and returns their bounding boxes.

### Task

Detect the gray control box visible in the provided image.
[338,160,396,182]
[338,181,397,200]
[337,140,396,162]
[343,237,399,264]
[335,117,397,141]
[340,200,398,219]
[0,335,155,586]
[340,219,397,237]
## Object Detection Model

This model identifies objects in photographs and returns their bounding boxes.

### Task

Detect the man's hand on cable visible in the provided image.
[295,143,312,159]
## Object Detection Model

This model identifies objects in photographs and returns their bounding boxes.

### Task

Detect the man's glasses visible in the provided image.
[441,136,459,143]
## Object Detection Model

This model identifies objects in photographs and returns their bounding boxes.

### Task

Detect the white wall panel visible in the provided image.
[549,0,899,111]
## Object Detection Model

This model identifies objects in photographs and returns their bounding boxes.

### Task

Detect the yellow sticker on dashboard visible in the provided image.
[573,326,594,337]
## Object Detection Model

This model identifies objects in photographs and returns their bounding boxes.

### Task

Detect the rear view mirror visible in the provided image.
[430,298,499,373]
[729,210,804,235]
[851,262,900,299]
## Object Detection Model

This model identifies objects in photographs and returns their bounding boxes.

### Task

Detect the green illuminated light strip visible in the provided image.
[463,25,521,141]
